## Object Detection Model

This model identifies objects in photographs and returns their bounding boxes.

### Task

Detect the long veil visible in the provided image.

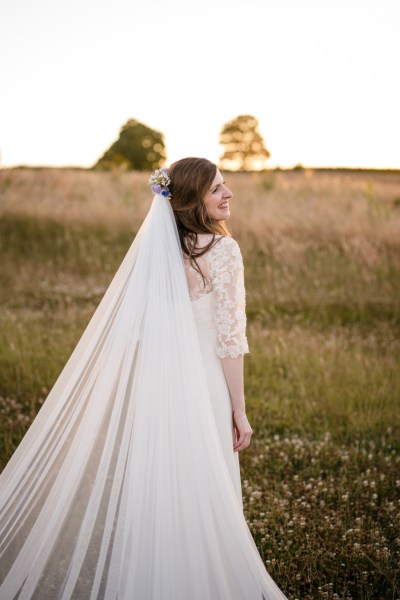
[0,195,286,599]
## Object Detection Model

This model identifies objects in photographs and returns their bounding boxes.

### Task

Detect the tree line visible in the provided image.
[94,115,270,172]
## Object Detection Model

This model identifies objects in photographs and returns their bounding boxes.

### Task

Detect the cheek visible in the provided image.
[210,199,221,217]
[203,195,217,217]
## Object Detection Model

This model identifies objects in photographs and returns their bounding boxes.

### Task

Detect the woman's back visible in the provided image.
[184,234,249,359]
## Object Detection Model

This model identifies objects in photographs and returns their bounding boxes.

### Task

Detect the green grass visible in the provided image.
[0,213,133,277]
[0,168,399,599]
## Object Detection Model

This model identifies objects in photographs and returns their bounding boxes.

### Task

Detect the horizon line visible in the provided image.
[1,164,400,173]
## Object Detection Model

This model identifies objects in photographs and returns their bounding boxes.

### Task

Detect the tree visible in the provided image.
[219,115,270,171]
[94,119,167,171]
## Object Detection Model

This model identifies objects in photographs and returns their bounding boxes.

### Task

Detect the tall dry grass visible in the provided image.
[0,167,149,227]
[2,167,400,238]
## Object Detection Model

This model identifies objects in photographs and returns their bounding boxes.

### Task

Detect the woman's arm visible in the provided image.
[221,356,245,413]
[221,356,253,451]
[208,236,253,451]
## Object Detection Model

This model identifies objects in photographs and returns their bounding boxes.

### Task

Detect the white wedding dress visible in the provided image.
[0,196,287,599]
[185,234,249,505]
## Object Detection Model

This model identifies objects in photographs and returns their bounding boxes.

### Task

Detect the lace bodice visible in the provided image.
[184,235,249,359]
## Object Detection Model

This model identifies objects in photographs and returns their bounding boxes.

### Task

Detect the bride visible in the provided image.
[0,157,287,599]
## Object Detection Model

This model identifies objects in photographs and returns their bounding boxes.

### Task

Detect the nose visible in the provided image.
[223,185,233,199]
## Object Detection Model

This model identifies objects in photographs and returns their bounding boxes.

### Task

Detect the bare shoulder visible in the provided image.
[194,233,214,250]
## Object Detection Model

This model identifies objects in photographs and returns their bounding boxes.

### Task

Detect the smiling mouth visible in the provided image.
[219,203,229,209]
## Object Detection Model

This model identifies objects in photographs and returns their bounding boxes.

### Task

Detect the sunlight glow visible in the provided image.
[0,0,399,169]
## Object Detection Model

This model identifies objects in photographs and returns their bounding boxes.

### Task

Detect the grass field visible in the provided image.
[0,167,399,599]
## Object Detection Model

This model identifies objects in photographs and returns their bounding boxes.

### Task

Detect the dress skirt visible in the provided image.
[191,290,242,505]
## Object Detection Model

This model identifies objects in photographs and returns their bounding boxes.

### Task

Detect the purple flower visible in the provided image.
[148,167,171,198]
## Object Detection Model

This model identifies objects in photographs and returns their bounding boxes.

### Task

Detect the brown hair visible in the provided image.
[169,157,230,277]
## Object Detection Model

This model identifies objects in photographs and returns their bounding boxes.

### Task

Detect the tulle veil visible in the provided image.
[0,194,286,599]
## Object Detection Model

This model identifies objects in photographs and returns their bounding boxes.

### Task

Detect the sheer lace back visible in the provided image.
[184,234,249,359]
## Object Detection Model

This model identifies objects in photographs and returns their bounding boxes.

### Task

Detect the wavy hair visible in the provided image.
[169,157,230,278]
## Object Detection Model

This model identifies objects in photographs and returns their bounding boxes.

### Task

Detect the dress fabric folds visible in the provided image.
[0,195,287,599]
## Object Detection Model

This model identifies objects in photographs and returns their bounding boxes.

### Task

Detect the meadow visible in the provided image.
[0,166,399,599]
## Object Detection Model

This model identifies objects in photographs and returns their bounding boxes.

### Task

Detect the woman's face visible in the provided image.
[203,170,233,221]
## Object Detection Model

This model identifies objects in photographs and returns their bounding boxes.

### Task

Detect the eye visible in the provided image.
[212,181,226,193]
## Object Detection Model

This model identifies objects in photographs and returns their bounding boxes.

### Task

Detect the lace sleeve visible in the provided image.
[208,237,250,359]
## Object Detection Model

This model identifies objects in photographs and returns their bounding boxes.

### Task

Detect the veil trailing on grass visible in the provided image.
[0,195,286,599]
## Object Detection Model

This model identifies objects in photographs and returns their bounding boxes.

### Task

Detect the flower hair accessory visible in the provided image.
[149,167,171,198]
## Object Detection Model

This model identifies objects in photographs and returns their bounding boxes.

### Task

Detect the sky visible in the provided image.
[1,0,399,169]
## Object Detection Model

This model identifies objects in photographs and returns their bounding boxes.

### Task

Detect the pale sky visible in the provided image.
[1,0,399,169]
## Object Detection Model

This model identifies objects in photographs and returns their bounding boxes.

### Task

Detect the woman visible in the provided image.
[169,157,253,504]
[0,158,287,599]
